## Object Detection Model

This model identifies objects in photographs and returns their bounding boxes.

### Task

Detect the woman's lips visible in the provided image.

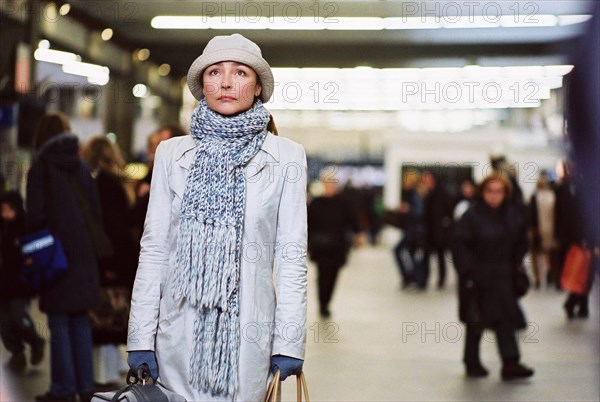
[218,96,236,101]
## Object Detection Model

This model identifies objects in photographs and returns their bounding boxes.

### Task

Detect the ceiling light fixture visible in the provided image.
[151,14,590,30]
[265,65,572,111]
[101,28,113,41]
[34,48,78,64]
[59,3,70,16]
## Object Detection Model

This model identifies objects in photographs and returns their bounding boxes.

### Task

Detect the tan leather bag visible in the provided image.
[265,371,310,402]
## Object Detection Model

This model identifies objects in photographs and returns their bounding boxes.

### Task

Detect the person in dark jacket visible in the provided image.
[82,135,139,385]
[27,112,101,402]
[0,191,45,373]
[563,5,600,318]
[422,171,454,289]
[308,175,361,318]
[553,161,583,281]
[554,162,589,317]
[452,172,534,380]
[393,171,427,289]
[453,178,476,221]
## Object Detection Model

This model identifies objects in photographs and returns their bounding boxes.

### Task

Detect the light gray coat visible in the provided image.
[127,133,308,401]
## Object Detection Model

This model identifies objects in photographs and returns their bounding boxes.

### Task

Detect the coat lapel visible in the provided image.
[174,136,196,171]
[246,133,280,179]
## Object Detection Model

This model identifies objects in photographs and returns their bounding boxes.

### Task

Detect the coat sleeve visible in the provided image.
[451,209,477,278]
[513,210,529,268]
[127,142,172,351]
[25,160,47,231]
[272,144,308,360]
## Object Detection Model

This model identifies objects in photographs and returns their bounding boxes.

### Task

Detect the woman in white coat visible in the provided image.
[126,34,308,401]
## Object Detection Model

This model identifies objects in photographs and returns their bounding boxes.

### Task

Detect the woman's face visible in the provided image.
[1,203,16,221]
[482,180,506,209]
[202,61,262,116]
[461,181,475,199]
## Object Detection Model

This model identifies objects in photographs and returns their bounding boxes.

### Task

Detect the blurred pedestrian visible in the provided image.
[366,187,384,245]
[490,156,524,206]
[452,172,534,380]
[528,171,558,289]
[422,171,454,289]
[453,178,476,221]
[563,3,600,319]
[27,112,101,402]
[393,170,427,289]
[82,135,139,386]
[132,125,187,240]
[0,191,45,373]
[555,162,589,318]
[308,173,361,318]
[553,161,582,291]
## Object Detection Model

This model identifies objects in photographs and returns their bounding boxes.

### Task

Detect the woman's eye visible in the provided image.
[236,70,247,76]
[208,69,219,76]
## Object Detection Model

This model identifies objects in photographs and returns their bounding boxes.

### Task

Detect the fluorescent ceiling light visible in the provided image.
[325,17,384,30]
[502,66,545,78]
[62,61,109,78]
[544,65,573,76]
[152,14,590,30]
[558,15,593,26]
[441,16,501,29]
[267,65,572,111]
[34,48,78,64]
[500,15,558,28]
[384,17,439,30]
[88,75,109,86]
[36,44,110,85]
[38,39,50,49]
[268,17,322,30]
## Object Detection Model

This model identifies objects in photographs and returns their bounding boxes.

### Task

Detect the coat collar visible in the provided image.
[174,133,280,171]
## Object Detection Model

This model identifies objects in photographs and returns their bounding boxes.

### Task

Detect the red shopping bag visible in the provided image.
[561,244,592,294]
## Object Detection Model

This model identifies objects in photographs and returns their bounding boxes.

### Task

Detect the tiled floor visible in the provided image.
[2,243,599,401]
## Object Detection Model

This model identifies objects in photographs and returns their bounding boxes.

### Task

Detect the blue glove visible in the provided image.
[271,355,304,381]
[127,350,159,381]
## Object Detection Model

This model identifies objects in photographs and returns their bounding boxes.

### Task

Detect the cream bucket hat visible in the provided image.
[187,34,274,103]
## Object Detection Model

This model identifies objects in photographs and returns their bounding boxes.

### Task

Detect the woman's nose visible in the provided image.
[221,74,233,89]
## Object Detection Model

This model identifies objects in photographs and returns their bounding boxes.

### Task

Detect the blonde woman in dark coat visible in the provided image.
[82,136,139,386]
[452,172,534,380]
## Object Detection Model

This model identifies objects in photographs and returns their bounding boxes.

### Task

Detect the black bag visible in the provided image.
[91,364,187,402]
[67,175,114,259]
[513,266,530,298]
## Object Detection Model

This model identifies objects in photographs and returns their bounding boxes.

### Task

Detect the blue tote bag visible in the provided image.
[20,228,68,290]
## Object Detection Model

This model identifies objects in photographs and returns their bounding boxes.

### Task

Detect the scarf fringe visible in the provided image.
[172,217,238,311]
[190,309,240,396]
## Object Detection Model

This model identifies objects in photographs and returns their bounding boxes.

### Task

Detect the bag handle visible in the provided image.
[265,371,310,402]
[108,364,155,402]
[265,370,280,402]
[297,372,310,402]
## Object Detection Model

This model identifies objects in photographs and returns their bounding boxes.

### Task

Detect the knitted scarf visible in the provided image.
[171,98,269,397]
